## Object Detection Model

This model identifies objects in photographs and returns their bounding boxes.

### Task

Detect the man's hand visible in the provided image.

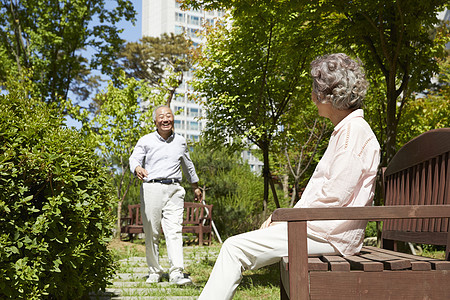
[135,166,148,181]
[191,183,203,202]
[193,188,203,202]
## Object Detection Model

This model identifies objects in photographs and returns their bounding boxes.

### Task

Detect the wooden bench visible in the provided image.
[272,128,450,299]
[121,202,213,246]
[121,204,144,239]
[182,202,213,246]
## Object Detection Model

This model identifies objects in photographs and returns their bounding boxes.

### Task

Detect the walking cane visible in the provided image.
[201,186,222,244]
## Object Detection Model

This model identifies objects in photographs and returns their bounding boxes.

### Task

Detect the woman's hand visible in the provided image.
[260,215,273,229]
[260,214,283,229]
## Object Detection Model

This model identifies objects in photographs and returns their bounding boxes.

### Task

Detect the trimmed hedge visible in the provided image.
[0,87,116,299]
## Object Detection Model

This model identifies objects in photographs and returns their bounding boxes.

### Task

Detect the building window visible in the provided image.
[174,106,184,115]
[189,108,199,118]
[175,12,185,23]
[175,94,184,102]
[188,28,197,38]
[189,135,199,142]
[175,25,185,34]
[189,121,199,131]
[189,15,200,26]
[174,120,185,130]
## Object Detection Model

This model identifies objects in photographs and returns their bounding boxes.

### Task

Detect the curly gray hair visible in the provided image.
[311,53,368,110]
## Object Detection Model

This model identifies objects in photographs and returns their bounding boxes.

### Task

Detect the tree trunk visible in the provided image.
[269,174,281,209]
[262,143,270,219]
[384,88,398,166]
[117,200,122,240]
[282,173,289,200]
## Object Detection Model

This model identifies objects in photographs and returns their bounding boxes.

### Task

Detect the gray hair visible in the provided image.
[152,105,172,122]
[311,53,368,110]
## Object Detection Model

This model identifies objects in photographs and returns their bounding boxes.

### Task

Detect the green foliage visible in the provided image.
[397,97,450,146]
[365,222,379,238]
[192,1,325,210]
[183,142,268,237]
[66,72,165,236]
[317,0,449,162]
[0,76,116,299]
[397,57,450,147]
[118,33,191,85]
[115,32,192,106]
[0,0,136,103]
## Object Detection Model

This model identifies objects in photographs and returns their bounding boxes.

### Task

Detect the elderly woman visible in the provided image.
[198,53,380,300]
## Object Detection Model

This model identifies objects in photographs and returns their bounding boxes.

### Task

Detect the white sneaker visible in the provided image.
[146,273,161,284]
[169,274,192,286]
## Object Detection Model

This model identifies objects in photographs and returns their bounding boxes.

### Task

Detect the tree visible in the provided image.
[318,0,449,164]
[65,72,165,237]
[117,33,192,106]
[0,0,136,104]
[192,1,322,213]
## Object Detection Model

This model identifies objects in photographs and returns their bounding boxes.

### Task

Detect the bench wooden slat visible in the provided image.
[359,252,411,270]
[364,246,432,271]
[308,257,328,271]
[322,255,350,271]
[360,246,413,270]
[365,246,438,261]
[431,260,450,270]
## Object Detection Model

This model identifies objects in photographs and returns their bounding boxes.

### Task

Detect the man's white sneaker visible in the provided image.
[146,273,161,284]
[169,274,192,286]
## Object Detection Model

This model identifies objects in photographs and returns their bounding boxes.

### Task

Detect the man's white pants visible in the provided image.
[140,182,185,277]
[198,222,338,300]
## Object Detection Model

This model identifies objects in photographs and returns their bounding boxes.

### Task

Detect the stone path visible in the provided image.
[91,246,219,300]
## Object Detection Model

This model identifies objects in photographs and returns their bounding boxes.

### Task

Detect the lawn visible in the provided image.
[108,238,280,299]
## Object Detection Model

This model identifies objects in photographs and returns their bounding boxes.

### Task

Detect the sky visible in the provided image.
[65,0,142,128]
[116,0,142,43]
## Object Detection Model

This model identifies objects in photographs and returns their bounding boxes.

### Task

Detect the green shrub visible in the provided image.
[0,81,116,299]
[183,142,268,238]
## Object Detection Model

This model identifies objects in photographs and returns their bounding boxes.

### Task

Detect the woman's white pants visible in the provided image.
[198,222,337,300]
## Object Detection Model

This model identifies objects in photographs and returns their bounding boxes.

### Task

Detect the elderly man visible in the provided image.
[129,105,202,285]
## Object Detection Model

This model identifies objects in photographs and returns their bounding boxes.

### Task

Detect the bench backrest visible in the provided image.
[382,128,450,251]
[183,202,213,226]
[127,204,143,226]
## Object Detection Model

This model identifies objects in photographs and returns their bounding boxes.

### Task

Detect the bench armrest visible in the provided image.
[271,205,450,222]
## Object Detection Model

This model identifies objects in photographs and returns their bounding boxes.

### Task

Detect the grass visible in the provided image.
[108,238,146,260]
[108,237,280,299]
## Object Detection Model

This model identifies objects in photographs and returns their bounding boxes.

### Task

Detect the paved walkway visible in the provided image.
[91,246,219,300]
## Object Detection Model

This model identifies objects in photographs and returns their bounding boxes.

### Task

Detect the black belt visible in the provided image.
[148,178,179,184]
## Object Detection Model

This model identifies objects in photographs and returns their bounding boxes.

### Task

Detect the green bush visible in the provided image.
[0,81,116,299]
[183,142,268,238]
